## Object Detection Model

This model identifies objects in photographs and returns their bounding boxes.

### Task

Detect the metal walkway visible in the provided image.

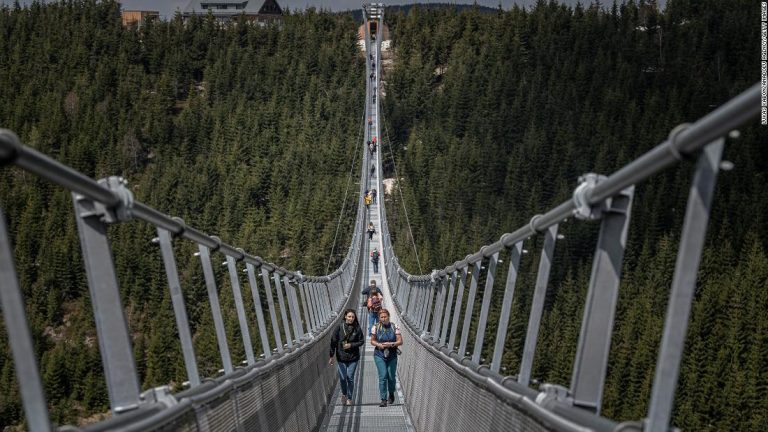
[320,11,413,429]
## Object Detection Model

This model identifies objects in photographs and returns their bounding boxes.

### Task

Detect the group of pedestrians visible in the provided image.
[364,188,377,209]
[330,280,403,408]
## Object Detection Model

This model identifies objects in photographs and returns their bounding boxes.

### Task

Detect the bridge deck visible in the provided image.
[320,39,412,427]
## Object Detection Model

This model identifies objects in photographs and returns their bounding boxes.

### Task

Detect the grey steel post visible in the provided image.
[226,255,255,365]
[395,274,404,304]
[570,186,635,413]
[309,282,320,329]
[322,281,333,320]
[331,277,340,309]
[448,267,468,351]
[430,277,447,337]
[0,209,51,431]
[473,251,499,365]
[415,281,427,329]
[491,241,523,373]
[405,279,416,317]
[199,245,233,373]
[305,282,317,329]
[283,275,304,338]
[302,282,317,332]
[412,281,423,326]
[260,267,283,353]
[245,263,271,359]
[157,228,200,386]
[72,192,141,413]
[273,273,293,348]
[439,271,458,345]
[400,277,410,312]
[313,282,325,325]
[337,274,345,304]
[331,277,338,310]
[647,138,725,431]
[422,281,435,331]
[459,260,482,358]
[312,282,324,327]
[519,224,558,386]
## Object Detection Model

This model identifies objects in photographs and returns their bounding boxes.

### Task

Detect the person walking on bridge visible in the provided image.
[371,308,402,407]
[362,279,377,307]
[329,309,364,406]
[370,248,380,273]
[366,288,384,336]
[367,222,376,240]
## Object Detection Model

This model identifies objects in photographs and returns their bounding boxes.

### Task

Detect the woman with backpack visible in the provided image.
[370,308,402,407]
[329,309,364,406]
[366,288,383,336]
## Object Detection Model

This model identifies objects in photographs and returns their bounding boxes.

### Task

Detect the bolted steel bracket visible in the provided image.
[572,173,607,220]
[141,385,178,408]
[535,383,573,408]
[430,269,440,283]
[74,176,134,224]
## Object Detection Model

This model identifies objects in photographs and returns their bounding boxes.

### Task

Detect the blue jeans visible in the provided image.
[373,355,398,401]
[367,310,379,336]
[336,361,358,399]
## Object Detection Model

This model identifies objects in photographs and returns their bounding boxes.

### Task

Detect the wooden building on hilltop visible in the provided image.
[121,10,160,27]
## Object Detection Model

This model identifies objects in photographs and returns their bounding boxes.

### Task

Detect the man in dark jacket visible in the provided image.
[329,309,365,405]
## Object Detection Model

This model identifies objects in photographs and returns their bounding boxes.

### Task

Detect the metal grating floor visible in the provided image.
[320,119,413,431]
[320,307,413,432]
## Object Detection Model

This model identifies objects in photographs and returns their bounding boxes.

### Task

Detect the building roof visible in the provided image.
[183,1,282,17]
[258,0,282,15]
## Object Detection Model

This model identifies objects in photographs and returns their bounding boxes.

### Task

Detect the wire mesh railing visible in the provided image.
[378,81,761,432]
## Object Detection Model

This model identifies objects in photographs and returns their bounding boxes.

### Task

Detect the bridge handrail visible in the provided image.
[380,82,760,432]
[0,76,370,428]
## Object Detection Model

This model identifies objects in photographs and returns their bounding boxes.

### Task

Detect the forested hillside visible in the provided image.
[0,1,363,427]
[382,1,767,430]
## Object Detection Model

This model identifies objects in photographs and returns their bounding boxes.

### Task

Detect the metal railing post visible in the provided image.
[198,244,233,373]
[157,228,200,386]
[260,267,284,354]
[473,251,499,365]
[283,275,304,338]
[245,263,271,359]
[226,255,255,366]
[519,224,558,386]
[0,209,51,431]
[422,280,435,331]
[448,267,468,351]
[72,191,141,413]
[458,260,481,358]
[302,282,317,332]
[647,138,725,431]
[439,271,458,346]
[429,277,447,338]
[491,241,523,374]
[273,272,293,348]
[570,186,635,413]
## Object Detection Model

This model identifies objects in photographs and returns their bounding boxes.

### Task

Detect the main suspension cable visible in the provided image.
[381,116,423,274]
[326,108,365,274]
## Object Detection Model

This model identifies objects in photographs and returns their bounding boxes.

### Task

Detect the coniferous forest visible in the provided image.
[0,1,363,427]
[0,0,766,430]
[381,1,766,430]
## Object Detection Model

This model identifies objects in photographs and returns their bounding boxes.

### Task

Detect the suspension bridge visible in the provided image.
[0,4,762,431]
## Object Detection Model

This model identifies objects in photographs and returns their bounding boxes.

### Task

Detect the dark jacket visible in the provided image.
[330,322,364,363]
